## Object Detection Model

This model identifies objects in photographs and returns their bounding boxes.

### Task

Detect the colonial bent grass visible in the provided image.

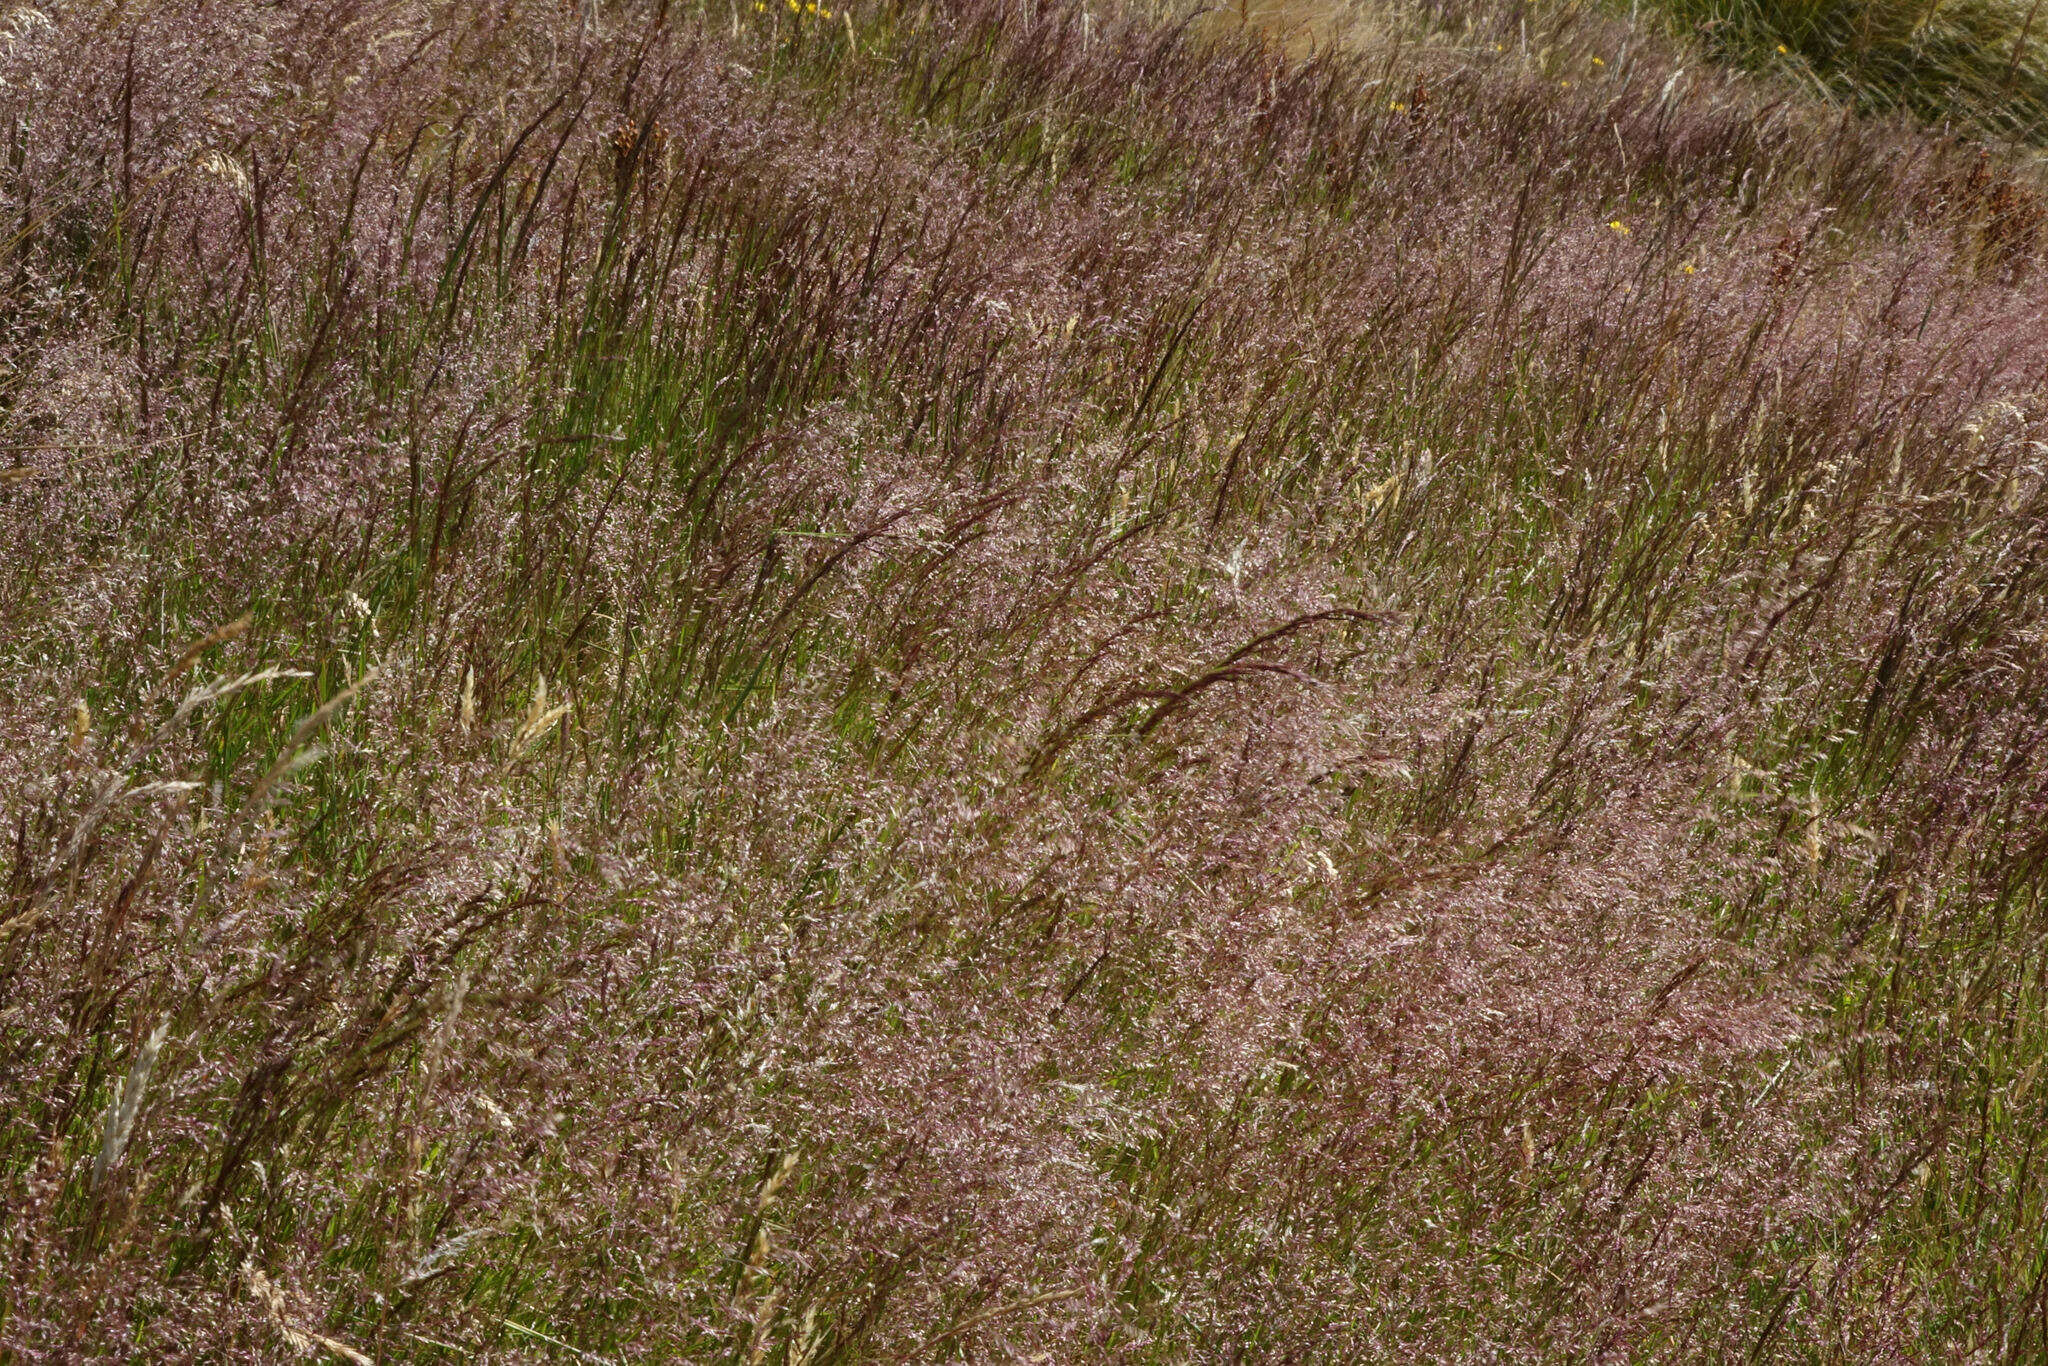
[4,0,2048,1359]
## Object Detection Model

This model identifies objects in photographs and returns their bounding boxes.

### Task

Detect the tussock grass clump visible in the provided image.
[2,0,2048,1359]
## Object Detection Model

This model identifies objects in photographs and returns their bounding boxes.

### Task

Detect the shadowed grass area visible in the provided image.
[4,0,2048,1360]
[1222,0,2048,144]
[1612,0,2048,142]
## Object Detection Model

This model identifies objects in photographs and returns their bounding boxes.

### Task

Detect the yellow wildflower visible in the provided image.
[1592,56,1604,66]
[1608,220,1629,234]
[1777,43,1790,54]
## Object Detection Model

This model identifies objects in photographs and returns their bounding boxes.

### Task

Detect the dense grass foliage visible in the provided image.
[5,0,2048,1358]
[1619,0,2048,142]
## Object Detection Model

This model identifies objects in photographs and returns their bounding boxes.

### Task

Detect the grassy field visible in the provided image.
[1624,0,2048,143]
[1227,0,2048,142]
[5,0,2048,1359]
